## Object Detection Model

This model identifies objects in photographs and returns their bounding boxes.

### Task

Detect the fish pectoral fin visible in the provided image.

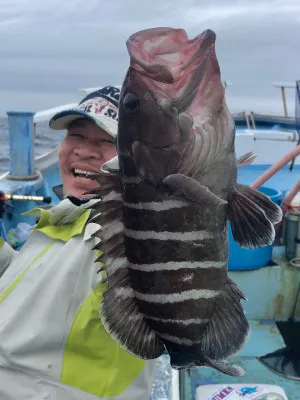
[228,184,283,249]
[200,277,249,375]
[237,151,256,168]
[163,174,227,206]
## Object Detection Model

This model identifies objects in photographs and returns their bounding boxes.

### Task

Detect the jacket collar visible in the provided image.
[23,198,100,241]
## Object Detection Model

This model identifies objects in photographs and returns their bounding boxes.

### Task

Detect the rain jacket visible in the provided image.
[0,198,156,400]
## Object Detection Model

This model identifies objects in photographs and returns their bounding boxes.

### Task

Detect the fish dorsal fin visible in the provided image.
[90,169,165,359]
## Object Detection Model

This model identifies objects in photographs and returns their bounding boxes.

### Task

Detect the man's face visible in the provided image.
[59,119,117,199]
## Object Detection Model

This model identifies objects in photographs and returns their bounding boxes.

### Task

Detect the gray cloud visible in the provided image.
[0,0,299,116]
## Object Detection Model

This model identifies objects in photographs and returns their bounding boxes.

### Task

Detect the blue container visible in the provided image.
[228,186,282,271]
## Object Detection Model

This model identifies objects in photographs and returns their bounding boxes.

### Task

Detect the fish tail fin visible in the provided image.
[228,183,283,248]
[200,277,250,376]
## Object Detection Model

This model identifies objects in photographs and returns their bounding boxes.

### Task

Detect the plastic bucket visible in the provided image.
[228,186,282,271]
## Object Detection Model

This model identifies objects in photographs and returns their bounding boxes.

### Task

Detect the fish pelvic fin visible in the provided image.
[228,183,283,249]
[199,277,249,375]
[163,174,227,206]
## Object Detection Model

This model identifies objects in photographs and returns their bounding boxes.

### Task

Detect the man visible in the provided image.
[0,86,156,399]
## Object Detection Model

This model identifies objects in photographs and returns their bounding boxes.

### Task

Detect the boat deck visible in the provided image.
[149,245,300,400]
[188,321,291,397]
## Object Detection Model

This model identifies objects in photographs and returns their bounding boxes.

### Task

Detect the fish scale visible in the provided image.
[88,26,283,376]
[122,175,228,350]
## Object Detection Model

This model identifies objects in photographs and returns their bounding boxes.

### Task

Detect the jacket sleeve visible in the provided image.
[0,238,18,277]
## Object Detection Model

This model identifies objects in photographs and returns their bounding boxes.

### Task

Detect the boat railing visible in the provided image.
[242,111,257,129]
[251,145,300,191]
[273,81,298,118]
[250,145,300,263]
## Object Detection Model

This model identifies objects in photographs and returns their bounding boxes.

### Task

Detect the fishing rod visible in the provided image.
[0,191,52,204]
[0,191,52,241]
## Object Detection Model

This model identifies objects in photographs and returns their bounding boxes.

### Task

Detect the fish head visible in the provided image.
[117,27,228,185]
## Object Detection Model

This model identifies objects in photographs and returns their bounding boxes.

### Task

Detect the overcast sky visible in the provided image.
[0,0,299,117]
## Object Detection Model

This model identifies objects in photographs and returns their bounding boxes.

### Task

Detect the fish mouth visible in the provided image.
[126,28,218,113]
[127,28,216,85]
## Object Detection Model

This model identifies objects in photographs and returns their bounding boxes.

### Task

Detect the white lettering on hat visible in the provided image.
[78,98,118,122]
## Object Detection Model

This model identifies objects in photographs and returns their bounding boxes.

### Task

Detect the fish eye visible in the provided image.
[122,92,139,114]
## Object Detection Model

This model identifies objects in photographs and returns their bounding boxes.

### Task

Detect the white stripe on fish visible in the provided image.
[124,228,212,241]
[144,315,209,325]
[158,333,201,346]
[134,288,219,303]
[114,286,135,298]
[128,261,226,271]
[104,256,127,272]
[102,191,122,203]
[102,220,124,241]
[123,199,189,211]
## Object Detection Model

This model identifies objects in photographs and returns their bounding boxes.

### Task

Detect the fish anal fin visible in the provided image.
[163,173,227,206]
[200,277,250,372]
[228,185,280,248]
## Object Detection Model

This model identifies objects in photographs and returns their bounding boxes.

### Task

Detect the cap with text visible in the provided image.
[49,85,120,138]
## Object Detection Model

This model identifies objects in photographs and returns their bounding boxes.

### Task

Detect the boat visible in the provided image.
[0,81,300,400]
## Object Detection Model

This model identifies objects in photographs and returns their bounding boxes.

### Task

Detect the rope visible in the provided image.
[6,170,40,181]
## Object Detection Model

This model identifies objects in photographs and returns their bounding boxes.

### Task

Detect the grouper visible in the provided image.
[87,27,282,376]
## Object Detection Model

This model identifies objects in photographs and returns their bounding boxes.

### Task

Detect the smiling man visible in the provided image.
[58,119,116,198]
[0,86,157,400]
[50,86,120,199]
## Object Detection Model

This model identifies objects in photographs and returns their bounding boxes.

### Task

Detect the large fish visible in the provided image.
[88,27,282,376]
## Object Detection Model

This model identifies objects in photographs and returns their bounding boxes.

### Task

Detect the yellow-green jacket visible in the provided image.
[0,198,156,399]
